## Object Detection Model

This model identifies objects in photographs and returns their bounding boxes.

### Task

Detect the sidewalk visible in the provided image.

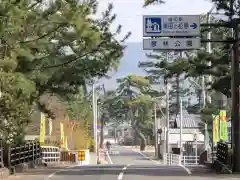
[99,149,108,164]
[3,153,98,180]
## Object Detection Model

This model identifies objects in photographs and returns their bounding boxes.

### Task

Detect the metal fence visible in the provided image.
[3,141,41,168]
[182,155,199,165]
[60,151,76,162]
[0,141,81,171]
[163,153,181,165]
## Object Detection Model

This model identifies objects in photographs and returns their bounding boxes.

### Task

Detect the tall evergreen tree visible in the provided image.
[0,0,130,143]
[139,52,190,115]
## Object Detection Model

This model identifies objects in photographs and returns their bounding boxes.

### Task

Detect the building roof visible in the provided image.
[170,110,201,128]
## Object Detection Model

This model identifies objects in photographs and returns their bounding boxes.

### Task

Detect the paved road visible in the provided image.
[40,145,239,180]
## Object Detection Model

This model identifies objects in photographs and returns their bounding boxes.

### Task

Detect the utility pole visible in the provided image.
[92,83,98,155]
[179,97,183,151]
[231,18,240,173]
[100,85,106,149]
[202,14,240,171]
[165,52,170,153]
[154,102,158,157]
[176,51,182,113]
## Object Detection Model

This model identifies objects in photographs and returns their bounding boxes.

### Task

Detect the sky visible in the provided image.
[96,0,215,90]
[97,0,214,42]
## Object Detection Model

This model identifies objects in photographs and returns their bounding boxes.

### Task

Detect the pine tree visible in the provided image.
[139,51,190,115]
[0,0,130,143]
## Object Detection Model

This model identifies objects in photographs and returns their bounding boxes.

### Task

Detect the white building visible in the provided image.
[168,110,204,155]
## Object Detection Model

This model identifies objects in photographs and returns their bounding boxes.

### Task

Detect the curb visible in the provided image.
[99,160,108,164]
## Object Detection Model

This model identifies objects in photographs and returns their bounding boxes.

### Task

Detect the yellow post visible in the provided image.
[213,115,220,146]
[219,110,228,142]
[60,122,65,148]
[39,112,46,145]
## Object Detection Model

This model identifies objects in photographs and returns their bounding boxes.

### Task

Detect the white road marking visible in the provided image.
[179,164,192,175]
[118,172,124,180]
[43,165,76,180]
[130,148,192,174]
[132,149,160,164]
[106,150,113,164]
[118,165,128,180]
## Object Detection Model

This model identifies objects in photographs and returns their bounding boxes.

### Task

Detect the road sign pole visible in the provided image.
[143,15,201,155]
[154,102,158,157]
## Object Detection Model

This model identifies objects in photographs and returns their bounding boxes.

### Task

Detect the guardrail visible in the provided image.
[41,146,60,164]
[3,141,41,168]
[182,156,199,165]
[163,153,181,165]
[60,151,76,162]
[0,141,89,172]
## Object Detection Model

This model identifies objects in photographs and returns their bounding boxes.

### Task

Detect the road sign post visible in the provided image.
[143,15,201,156]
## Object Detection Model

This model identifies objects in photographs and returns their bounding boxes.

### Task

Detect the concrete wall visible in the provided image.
[169,133,204,144]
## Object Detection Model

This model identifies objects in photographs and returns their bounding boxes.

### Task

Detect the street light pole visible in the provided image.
[165,53,170,153]
[179,97,183,151]
[154,102,158,157]
[92,83,98,154]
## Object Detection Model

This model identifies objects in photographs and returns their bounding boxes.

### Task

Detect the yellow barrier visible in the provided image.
[78,151,86,161]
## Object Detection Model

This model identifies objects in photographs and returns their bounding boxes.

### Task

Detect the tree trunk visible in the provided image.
[82,80,88,96]
[132,125,147,151]
[100,117,104,148]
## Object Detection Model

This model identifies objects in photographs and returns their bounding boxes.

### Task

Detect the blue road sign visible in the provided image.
[143,15,200,37]
[145,17,162,34]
